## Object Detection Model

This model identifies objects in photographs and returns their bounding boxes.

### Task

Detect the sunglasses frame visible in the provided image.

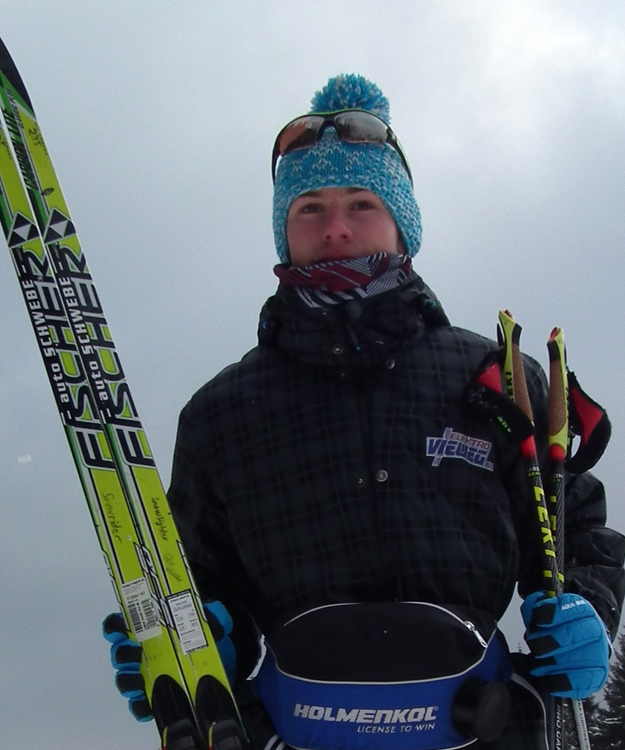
[271,109,413,185]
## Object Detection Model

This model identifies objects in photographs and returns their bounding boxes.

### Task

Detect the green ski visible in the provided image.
[0,36,246,750]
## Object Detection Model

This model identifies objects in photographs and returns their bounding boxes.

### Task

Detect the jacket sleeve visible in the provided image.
[516,357,625,639]
[167,402,261,682]
[562,471,625,638]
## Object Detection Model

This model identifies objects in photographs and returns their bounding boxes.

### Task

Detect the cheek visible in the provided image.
[286,210,306,243]
[286,221,304,252]
[379,219,401,253]
[286,221,314,266]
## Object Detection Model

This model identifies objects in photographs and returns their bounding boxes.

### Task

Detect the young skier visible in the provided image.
[105,74,625,750]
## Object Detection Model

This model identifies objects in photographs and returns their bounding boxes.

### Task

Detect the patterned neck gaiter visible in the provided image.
[274,253,412,308]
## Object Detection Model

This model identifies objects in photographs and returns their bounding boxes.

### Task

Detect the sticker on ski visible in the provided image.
[121,577,161,642]
[168,591,208,654]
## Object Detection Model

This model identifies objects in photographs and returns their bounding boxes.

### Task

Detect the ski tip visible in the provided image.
[0,36,35,111]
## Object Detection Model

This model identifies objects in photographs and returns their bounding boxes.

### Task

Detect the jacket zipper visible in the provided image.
[464,619,488,648]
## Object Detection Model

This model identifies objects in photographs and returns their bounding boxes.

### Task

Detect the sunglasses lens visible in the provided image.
[334,111,388,143]
[276,116,323,156]
[335,112,412,183]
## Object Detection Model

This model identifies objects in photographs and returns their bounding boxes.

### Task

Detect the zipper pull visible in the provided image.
[464,620,488,648]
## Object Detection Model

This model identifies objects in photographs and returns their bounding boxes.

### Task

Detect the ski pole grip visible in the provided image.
[547,328,568,460]
[498,310,534,423]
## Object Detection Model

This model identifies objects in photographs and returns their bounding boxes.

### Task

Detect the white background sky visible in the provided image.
[1,2,624,748]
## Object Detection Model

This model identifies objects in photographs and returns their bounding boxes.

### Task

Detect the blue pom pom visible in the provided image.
[310,74,391,124]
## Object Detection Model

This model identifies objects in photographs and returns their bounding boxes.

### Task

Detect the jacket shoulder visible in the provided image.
[181,345,281,417]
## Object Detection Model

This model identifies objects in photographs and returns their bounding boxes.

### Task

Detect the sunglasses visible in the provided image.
[271,109,413,185]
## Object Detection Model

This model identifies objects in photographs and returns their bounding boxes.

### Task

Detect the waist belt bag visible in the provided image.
[253,602,512,750]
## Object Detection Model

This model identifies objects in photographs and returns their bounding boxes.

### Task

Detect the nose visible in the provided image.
[323,208,352,244]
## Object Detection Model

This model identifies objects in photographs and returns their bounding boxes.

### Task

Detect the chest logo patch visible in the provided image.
[426,428,494,471]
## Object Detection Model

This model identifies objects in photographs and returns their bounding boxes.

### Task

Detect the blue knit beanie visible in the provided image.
[272,74,422,263]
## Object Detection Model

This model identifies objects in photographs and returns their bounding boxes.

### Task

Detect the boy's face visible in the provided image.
[286,187,402,267]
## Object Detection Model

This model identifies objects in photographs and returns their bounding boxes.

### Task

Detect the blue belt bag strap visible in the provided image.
[252,602,513,750]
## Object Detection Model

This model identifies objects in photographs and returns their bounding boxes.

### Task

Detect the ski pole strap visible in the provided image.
[566,371,611,474]
[465,351,534,443]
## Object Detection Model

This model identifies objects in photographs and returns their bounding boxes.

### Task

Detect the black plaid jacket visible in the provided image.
[168,274,624,690]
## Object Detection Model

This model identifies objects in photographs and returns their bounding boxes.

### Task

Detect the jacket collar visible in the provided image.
[258,273,450,374]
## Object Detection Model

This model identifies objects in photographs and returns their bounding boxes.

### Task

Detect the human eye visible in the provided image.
[298,201,323,214]
[351,199,376,211]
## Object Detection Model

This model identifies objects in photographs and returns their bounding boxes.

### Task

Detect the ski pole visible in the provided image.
[498,311,592,750]
[546,329,592,750]
[498,311,562,750]
[498,311,558,592]
[546,327,567,590]
[545,326,568,750]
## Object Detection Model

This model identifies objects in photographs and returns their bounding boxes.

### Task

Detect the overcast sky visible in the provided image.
[1,2,624,748]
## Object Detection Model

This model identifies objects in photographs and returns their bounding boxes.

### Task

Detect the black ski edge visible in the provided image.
[0,36,35,111]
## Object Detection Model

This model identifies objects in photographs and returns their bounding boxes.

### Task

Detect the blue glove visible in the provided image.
[103,612,152,721]
[521,591,611,699]
[103,600,237,721]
